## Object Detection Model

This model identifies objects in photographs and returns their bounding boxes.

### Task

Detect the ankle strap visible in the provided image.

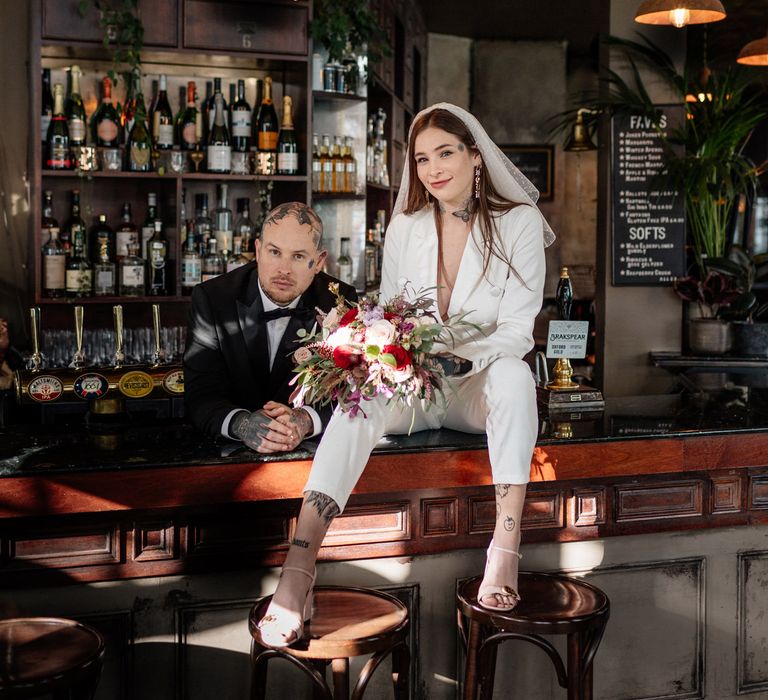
[281,565,315,580]
[490,544,522,559]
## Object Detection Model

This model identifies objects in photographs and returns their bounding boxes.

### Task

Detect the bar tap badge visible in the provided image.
[537,266,604,413]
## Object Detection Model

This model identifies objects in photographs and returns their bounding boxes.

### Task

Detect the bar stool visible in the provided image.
[456,572,610,700]
[0,617,105,699]
[249,585,410,699]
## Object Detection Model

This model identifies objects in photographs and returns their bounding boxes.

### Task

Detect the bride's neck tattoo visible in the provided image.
[439,194,474,222]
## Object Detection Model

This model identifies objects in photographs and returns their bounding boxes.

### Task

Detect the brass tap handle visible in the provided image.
[69,305,86,369]
[113,305,125,368]
[151,303,165,366]
[28,306,43,371]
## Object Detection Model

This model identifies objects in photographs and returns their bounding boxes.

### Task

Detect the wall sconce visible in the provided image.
[634,0,726,28]
[737,31,768,66]
[564,109,598,152]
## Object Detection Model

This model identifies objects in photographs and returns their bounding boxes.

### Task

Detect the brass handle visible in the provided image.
[113,305,125,368]
[151,304,164,366]
[70,305,85,369]
[28,307,42,371]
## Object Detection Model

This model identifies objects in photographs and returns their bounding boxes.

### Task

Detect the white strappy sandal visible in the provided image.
[477,540,522,612]
[257,565,316,648]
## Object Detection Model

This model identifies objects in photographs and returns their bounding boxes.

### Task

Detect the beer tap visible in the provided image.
[112,305,125,368]
[69,306,86,369]
[27,307,43,372]
[150,304,165,367]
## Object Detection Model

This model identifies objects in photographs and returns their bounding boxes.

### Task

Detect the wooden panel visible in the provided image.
[711,475,742,514]
[573,488,606,527]
[183,0,307,55]
[468,491,563,533]
[133,522,175,562]
[42,0,178,47]
[421,498,457,537]
[467,496,495,534]
[749,475,768,510]
[324,502,410,546]
[6,525,119,569]
[188,514,288,556]
[738,551,768,692]
[685,434,768,470]
[616,481,703,522]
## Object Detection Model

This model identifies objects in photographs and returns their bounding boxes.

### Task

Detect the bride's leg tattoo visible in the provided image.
[305,490,340,525]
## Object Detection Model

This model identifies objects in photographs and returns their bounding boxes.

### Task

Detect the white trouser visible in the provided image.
[303,357,537,512]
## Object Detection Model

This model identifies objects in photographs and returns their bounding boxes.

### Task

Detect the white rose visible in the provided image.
[293,346,313,364]
[326,325,355,349]
[322,307,341,331]
[365,319,396,347]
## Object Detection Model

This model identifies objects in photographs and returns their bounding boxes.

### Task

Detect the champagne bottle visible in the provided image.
[41,68,53,145]
[46,84,71,170]
[42,191,66,298]
[127,91,152,172]
[256,76,278,175]
[92,76,120,147]
[65,65,86,147]
[205,77,227,136]
[178,81,201,150]
[147,220,169,296]
[63,189,86,257]
[207,91,231,174]
[277,95,298,175]
[152,74,175,149]
[231,79,252,153]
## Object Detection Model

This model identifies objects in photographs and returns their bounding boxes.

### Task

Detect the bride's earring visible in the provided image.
[474,165,482,199]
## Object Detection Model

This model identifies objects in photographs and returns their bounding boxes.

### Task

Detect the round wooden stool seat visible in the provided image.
[456,572,610,700]
[0,617,105,699]
[249,586,410,699]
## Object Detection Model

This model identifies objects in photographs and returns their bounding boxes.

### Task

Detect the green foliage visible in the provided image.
[707,247,768,321]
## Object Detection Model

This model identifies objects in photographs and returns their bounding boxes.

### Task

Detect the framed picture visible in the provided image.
[500,145,555,201]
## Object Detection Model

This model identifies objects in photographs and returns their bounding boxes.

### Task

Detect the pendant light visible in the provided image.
[634,0,726,28]
[737,31,768,66]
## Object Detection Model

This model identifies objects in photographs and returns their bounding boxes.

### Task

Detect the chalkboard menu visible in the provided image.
[611,106,686,286]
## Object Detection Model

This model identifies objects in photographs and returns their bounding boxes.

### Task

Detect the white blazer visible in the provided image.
[379,204,546,374]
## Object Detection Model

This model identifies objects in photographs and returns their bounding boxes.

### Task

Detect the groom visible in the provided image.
[183,202,357,453]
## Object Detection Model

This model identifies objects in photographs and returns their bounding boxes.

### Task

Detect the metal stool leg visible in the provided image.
[331,657,350,700]
[567,631,584,700]
[477,634,497,700]
[392,641,411,700]
[463,619,483,700]
[250,644,269,700]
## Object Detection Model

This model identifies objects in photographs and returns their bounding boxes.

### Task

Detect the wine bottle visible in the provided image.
[41,191,66,298]
[207,91,231,174]
[177,81,200,151]
[122,70,139,138]
[147,220,169,296]
[152,74,175,149]
[206,77,227,135]
[92,76,120,147]
[127,91,152,172]
[41,68,53,146]
[65,65,86,147]
[46,84,71,170]
[277,95,298,175]
[337,237,353,285]
[231,79,252,153]
[63,189,86,257]
[256,76,278,175]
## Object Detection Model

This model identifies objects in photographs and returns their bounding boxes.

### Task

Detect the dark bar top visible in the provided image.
[3,389,768,478]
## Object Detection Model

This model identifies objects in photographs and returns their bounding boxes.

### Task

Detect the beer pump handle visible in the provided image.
[151,304,165,366]
[113,305,125,368]
[69,305,86,369]
[28,307,43,371]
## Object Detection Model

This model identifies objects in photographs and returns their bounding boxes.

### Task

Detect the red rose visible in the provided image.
[382,344,411,370]
[384,312,399,321]
[333,345,363,369]
[339,308,358,326]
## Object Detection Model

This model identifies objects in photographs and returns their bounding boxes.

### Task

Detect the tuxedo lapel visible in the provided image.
[236,270,270,380]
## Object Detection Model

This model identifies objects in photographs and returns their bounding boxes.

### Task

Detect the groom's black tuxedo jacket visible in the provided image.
[183,262,357,438]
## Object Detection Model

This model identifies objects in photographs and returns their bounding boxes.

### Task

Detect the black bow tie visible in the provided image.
[260,306,313,323]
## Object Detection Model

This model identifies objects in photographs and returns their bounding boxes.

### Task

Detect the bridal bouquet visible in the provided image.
[290,283,447,418]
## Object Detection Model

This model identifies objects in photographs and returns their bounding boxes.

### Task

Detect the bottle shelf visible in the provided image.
[366,181,394,192]
[312,192,366,200]
[312,90,367,104]
[42,170,308,183]
[36,295,190,304]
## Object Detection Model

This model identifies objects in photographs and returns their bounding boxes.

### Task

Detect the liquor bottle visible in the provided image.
[41,68,53,145]
[277,95,298,175]
[331,136,344,194]
[320,135,332,194]
[205,77,227,136]
[62,189,86,256]
[337,237,353,285]
[90,76,120,147]
[152,74,175,150]
[147,220,169,296]
[226,237,250,272]
[179,188,189,250]
[115,202,138,260]
[65,228,92,298]
[366,116,374,182]
[127,91,152,172]
[213,183,233,256]
[122,70,140,137]
[65,65,86,147]
[178,81,200,150]
[46,84,71,170]
[231,79,252,153]
[234,198,257,255]
[311,133,321,193]
[93,240,116,296]
[256,76,278,175]
[41,191,66,298]
[365,228,378,291]
[89,214,115,265]
[119,243,146,296]
[192,193,213,250]
[343,136,357,194]
[201,238,225,282]
[375,108,389,186]
[207,91,231,174]
[141,193,158,260]
[181,230,202,294]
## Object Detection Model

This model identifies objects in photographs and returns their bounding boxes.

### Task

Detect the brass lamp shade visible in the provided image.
[737,36,768,66]
[634,0,726,28]
[564,112,597,152]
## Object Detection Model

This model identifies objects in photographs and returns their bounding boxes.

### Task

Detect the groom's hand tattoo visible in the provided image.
[305,490,340,525]
[230,409,284,452]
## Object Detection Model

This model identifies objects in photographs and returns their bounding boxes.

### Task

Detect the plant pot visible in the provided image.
[688,318,732,355]
[732,321,768,358]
